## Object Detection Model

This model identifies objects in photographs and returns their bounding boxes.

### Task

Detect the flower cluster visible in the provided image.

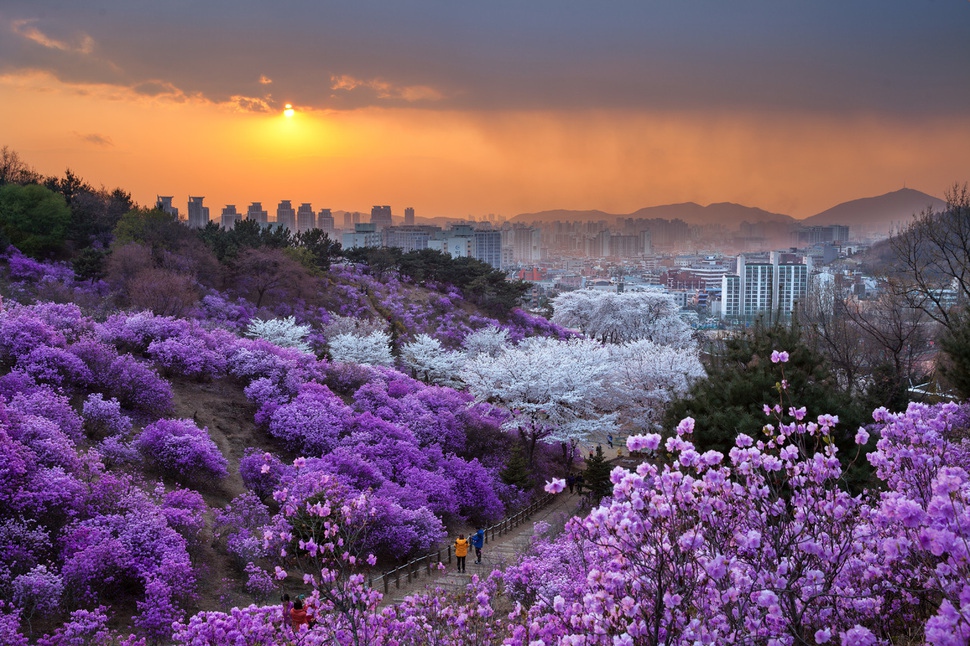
[134,418,229,482]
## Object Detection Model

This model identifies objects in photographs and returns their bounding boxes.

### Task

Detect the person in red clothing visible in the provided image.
[290,598,311,631]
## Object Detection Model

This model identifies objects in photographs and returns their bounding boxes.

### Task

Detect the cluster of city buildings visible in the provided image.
[155,196,543,271]
[157,195,864,324]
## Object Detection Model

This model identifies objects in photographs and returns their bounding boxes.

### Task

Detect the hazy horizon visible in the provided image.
[1,1,968,219]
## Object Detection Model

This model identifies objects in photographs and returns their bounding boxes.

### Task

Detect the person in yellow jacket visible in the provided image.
[454,533,469,573]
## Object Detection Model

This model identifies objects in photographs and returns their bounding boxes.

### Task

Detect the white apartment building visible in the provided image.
[187,196,209,229]
[156,196,178,219]
[246,202,269,226]
[276,200,296,231]
[220,205,241,229]
[721,252,812,319]
[296,203,316,233]
[318,208,335,235]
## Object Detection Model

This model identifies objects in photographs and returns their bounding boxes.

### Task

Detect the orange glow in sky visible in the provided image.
[1,70,968,220]
[1,3,969,220]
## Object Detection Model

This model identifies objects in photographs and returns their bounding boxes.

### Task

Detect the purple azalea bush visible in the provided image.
[134,418,228,482]
[81,393,132,438]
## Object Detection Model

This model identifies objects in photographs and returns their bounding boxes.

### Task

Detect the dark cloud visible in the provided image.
[0,1,968,116]
[76,132,113,147]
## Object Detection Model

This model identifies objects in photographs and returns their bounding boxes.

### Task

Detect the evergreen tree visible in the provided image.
[72,247,110,282]
[582,445,612,501]
[663,319,868,463]
[940,306,970,400]
[293,229,341,271]
[0,183,71,257]
[499,445,533,490]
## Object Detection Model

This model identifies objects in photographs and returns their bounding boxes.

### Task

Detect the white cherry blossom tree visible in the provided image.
[462,336,617,465]
[551,289,694,347]
[606,339,706,432]
[328,330,394,366]
[399,333,464,386]
[245,316,313,353]
[461,325,511,359]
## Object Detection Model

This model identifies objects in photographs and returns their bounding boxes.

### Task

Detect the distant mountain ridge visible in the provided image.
[799,188,945,233]
[509,188,943,234]
[510,202,792,227]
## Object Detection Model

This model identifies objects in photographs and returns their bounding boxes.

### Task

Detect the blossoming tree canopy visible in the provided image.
[551,289,694,347]
[462,336,617,463]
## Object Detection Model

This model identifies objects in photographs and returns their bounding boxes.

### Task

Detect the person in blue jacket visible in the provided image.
[470,527,485,564]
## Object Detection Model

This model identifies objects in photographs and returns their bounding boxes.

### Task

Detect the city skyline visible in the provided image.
[1,2,968,219]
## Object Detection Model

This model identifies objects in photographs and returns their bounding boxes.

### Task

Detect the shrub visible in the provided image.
[100,354,173,414]
[147,335,228,380]
[238,449,290,500]
[16,346,93,390]
[7,387,84,443]
[97,311,192,354]
[12,565,63,623]
[157,486,207,546]
[0,312,65,366]
[214,492,270,567]
[267,382,354,455]
[134,419,228,482]
[81,394,132,438]
[96,436,141,469]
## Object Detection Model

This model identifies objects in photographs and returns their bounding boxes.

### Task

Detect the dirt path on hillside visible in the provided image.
[168,376,293,612]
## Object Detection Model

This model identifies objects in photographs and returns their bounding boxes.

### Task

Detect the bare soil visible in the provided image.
[166,376,292,613]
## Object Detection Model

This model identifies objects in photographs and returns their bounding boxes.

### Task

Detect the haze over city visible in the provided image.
[1,1,969,220]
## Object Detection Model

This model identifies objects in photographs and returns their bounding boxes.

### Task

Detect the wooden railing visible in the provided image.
[367,491,557,596]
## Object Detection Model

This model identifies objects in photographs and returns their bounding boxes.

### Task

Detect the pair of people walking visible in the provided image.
[455,527,486,572]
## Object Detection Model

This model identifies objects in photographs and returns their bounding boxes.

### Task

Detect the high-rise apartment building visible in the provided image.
[507,225,542,265]
[342,223,382,249]
[720,252,811,319]
[404,207,415,226]
[425,225,503,269]
[318,208,335,235]
[385,226,434,253]
[187,196,209,229]
[246,202,269,226]
[296,203,316,232]
[220,205,241,229]
[276,200,296,231]
[156,196,179,219]
[472,229,503,269]
[370,205,392,229]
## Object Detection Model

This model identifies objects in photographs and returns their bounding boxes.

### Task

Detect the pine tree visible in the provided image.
[582,445,612,501]
[940,306,970,400]
[499,445,533,490]
[663,319,868,467]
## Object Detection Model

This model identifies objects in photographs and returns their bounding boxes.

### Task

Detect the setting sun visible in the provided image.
[283,103,295,118]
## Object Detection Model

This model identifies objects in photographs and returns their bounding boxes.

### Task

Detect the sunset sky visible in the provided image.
[1,1,968,220]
